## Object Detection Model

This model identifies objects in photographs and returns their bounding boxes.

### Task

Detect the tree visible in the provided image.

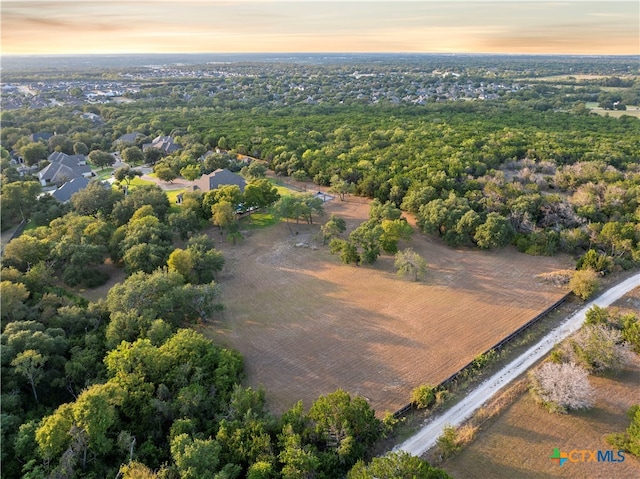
[168,209,202,240]
[120,213,173,274]
[569,268,599,300]
[241,161,267,180]
[154,164,177,183]
[114,166,143,186]
[88,150,115,170]
[11,349,47,403]
[348,452,451,479]
[70,180,122,217]
[273,195,304,232]
[167,248,196,282]
[369,199,402,222]
[329,175,353,201]
[380,219,413,253]
[278,424,321,479]
[307,389,381,471]
[576,249,612,274]
[106,269,222,326]
[474,213,514,249]
[395,248,428,281]
[349,221,383,264]
[607,405,640,457]
[321,214,346,244]
[184,234,225,284]
[299,193,324,225]
[1,180,41,222]
[211,200,236,234]
[121,146,144,166]
[529,362,595,413]
[171,434,222,479]
[180,164,201,181]
[567,324,631,373]
[411,383,435,409]
[0,280,30,322]
[48,135,74,154]
[143,147,164,165]
[243,179,280,210]
[330,238,360,265]
[2,235,50,271]
[73,142,89,156]
[19,143,48,166]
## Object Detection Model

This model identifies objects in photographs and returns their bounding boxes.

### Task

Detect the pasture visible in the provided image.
[203,196,571,415]
[442,288,640,479]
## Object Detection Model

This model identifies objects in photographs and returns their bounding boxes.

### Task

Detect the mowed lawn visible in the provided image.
[442,288,640,479]
[202,196,572,415]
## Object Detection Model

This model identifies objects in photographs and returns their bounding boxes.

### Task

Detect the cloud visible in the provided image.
[2,1,638,55]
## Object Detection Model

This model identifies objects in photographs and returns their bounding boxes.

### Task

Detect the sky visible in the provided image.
[1,1,638,56]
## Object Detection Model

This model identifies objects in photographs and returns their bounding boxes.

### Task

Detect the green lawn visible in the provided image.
[166,189,186,205]
[128,177,155,187]
[94,168,114,180]
[241,212,280,229]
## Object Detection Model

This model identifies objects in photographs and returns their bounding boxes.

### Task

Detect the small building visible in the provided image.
[193,168,246,193]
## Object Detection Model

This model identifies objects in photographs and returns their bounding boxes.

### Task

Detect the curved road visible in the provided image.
[394,272,640,457]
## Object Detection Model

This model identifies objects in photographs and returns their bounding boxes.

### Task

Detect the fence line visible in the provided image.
[392,292,571,418]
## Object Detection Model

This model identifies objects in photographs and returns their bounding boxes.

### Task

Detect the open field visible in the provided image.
[443,360,640,479]
[202,196,571,415]
[441,287,640,479]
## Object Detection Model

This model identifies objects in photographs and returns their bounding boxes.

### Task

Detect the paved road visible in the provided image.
[394,272,640,457]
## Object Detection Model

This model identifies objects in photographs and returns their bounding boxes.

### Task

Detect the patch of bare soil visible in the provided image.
[202,196,572,416]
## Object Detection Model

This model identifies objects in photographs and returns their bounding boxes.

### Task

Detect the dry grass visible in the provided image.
[590,107,640,119]
[441,287,640,479]
[200,196,571,415]
[442,357,640,479]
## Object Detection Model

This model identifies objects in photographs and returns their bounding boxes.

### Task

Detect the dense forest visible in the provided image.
[1,56,639,477]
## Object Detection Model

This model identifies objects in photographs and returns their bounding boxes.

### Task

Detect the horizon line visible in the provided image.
[3,51,639,58]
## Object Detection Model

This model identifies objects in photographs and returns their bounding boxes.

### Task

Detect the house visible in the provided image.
[116,132,144,144]
[193,168,246,193]
[38,153,93,186]
[50,177,91,203]
[48,151,87,165]
[29,132,54,143]
[142,135,182,154]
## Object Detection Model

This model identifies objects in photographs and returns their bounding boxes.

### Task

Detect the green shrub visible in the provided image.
[411,384,435,409]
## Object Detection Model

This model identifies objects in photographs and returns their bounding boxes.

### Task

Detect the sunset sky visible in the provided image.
[2,1,638,56]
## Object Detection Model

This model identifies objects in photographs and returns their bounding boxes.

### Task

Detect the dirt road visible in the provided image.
[394,272,640,457]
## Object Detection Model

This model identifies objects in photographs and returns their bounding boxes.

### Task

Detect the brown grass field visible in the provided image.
[202,196,572,415]
[442,287,640,479]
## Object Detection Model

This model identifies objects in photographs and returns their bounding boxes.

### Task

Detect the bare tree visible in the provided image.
[529,362,595,413]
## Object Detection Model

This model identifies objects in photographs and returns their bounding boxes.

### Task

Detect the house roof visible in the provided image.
[39,154,92,183]
[193,168,246,192]
[29,132,53,143]
[50,177,91,203]
[117,132,143,143]
[143,135,182,154]
[47,151,86,164]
